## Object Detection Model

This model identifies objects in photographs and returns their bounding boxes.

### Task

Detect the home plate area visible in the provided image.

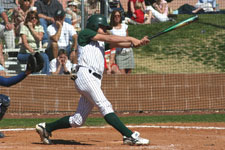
[0,123,225,150]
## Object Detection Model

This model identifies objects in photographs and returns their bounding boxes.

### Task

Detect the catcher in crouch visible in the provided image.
[36,14,150,146]
[0,52,44,138]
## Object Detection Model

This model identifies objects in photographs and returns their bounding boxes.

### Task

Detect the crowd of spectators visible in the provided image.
[0,0,221,75]
[0,0,80,75]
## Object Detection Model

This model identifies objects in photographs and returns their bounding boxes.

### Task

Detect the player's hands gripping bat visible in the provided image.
[149,15,199,40]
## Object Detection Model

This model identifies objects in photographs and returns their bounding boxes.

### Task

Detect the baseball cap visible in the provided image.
[55,10,65,18]
[29,6,37,12]
[68,2,78,6]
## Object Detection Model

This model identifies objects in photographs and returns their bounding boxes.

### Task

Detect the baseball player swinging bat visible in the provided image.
[149,15,199,40]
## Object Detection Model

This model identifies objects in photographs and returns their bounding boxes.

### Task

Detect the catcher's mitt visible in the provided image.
[27,52,44,73]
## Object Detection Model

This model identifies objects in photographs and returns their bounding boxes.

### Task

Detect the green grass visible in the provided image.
[1,114,225,129]
[128,14,225,73]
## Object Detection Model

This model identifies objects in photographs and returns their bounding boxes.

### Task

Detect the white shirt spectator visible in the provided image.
[49,58,73,74]
[47,21,77,49]
[110,23,128,37]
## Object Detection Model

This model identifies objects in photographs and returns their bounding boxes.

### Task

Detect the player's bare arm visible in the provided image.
[52,58,62,75]
[71,34,78,50]
[50,21,62,42]
[92,34,149,47]
[38,14,55,23]
[109,36,149,48]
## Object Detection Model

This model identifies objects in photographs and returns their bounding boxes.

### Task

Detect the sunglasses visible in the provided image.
[24,0,30,2]
[31,17,37,20]
[114,15,121,18]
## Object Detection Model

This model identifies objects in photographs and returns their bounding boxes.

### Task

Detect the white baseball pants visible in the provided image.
[69,67,114,127]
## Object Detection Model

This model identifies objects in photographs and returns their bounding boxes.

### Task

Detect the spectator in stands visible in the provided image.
[127,0,152,24]
[49,49,73,75]
[105,48,121,74]
[46,9,77,64]
[134,1,152,24]
[127,0,146,18]
[108,0,125,16]
[0,2,17,73]
[110,10,135,74]
[0,2,16,55]
[145,0,170,22]
[34,0,64,48]
[17,11,50,74]
[13,0,34,42]
[153,0,169,16]
[192,0,217,13]
[65,1,81,31]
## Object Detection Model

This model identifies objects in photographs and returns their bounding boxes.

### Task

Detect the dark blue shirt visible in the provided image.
[35,0,64,18]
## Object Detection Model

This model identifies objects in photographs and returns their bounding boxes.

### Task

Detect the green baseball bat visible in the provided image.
[149,15,199,40]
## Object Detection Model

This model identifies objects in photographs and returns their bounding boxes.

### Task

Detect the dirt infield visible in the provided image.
[1,123,225,150]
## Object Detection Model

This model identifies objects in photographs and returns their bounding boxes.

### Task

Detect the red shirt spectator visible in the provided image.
[132,9,144,23]
[127,0,145,18]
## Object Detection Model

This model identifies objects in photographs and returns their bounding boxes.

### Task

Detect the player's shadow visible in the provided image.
[197,21,225,29]
[52,139,92,145]
[33,139,93,145]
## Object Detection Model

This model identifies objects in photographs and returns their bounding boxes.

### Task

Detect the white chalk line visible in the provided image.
[1,125,225,132]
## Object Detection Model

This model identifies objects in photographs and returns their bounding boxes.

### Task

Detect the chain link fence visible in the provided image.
[79,0,109,30]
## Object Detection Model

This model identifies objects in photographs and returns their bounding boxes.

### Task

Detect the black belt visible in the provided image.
[89,69,101,80]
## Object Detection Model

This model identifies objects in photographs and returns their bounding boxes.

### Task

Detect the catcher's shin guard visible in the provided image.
[0,94,10,121]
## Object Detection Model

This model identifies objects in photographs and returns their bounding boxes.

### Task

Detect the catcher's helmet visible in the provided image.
[86,14,112,31]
